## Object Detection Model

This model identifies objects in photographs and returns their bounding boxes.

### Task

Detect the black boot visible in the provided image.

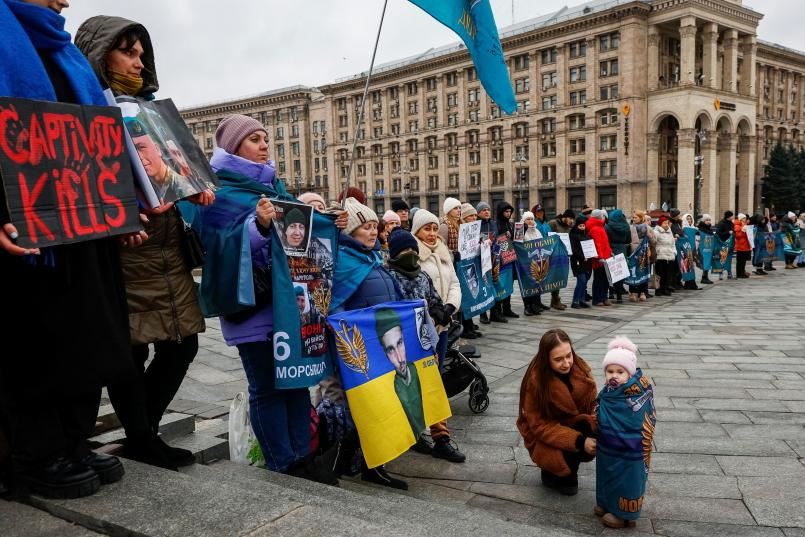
[120,435,178,471]
[479,312,490,324]
[289,446,340,486]
[490,303,507,323]
[156,437,196,468]
[361,463,407,490]
[76,452,125,485]
[431,437,466,463]
[15,457,101,499]
[502,297,520,318]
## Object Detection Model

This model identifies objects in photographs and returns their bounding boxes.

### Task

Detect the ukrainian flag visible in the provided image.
[326,300,451,468]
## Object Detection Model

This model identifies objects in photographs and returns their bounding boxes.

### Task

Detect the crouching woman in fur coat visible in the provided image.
[517,329,598,496]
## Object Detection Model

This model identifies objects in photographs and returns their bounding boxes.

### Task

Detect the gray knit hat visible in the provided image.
[215,114,267,154]
[476,201,491,213]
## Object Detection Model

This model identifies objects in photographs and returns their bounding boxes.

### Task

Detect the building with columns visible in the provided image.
[181,0,804,218]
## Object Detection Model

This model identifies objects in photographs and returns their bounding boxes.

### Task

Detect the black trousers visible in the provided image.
[736,251,751,277]
[543,421,596,482]
[655,260,674,292]
[0,382,100,466]
[109,335,198,440]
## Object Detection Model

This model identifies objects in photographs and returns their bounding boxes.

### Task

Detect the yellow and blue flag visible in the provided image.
[409,0,517,114]
[326,300,451,468]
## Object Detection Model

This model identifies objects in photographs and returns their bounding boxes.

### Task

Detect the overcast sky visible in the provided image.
[62,0,803,109]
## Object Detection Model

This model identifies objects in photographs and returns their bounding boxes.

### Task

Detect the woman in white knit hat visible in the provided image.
[438,197,463,257]
[410,209,466,463]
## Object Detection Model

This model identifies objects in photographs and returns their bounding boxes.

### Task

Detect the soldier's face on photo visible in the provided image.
[132,134,165,179]
[381,326,407,376]
[296,294,306,313]
[286,222,306,247]
[167,142,190,172]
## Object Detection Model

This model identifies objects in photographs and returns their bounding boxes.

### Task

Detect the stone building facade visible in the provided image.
[180,0,805,218]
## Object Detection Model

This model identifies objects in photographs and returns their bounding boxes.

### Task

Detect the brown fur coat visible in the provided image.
[516,360,598,476]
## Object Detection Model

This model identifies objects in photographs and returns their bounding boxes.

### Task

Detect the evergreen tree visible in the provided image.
[763,143,799,213]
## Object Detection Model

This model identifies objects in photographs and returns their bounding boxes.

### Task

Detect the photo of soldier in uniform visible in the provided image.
[272,200,313,257]
[375,308,426,437]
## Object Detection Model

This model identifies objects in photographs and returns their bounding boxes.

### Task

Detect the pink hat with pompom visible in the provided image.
[602,336,638,376]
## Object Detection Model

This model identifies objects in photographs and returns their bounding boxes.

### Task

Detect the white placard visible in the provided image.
[604,253,630,284]
[745,225,755,249]
[458,220,482,259]
[480,239,492,275]
[549,232,572,253]
[581,239,598,260]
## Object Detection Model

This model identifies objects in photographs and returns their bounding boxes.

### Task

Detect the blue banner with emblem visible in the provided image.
[698,233,714,271]
[456,256,496,317]
[711,236,734,274]
[492,235,515,300]
[624,238,651,286]
[782,228,802,256]
[513,235,569,297]
[676,235,696,282]
[753,231,785,264]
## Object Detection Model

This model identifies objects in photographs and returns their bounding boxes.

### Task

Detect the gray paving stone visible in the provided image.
[745,411,805,425]
[654,435,795,456]
[0,500,104,536]
[783,529,805,537]
[387,457,517,484]
[649,453,724,476]
[787,441,805,457]
[641,496,755,524]
[749,389,805,401]
[681,398,790,412]
[655,422,728,438]
[654,409,702,422]
[651,520,784,537]
[647,473,740,499]
[699,410,752,424]
[466,494,605,536]
[739,477,805,528]
[723,424,805,440]
[716,456,805,477]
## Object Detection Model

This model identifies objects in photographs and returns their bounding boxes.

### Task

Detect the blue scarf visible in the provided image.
[0,0,105,105]
[330,232,384,312]
[179,157,291,317]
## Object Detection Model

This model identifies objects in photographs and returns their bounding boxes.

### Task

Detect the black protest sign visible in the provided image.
[0,97,141,248]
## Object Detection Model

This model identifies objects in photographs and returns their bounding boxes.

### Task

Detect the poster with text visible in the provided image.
[0,97,141,248]
[458,220,481,260]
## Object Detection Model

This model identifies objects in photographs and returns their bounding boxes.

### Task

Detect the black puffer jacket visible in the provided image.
[495,202,514,239]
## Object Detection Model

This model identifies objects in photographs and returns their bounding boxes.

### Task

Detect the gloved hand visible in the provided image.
[428,304,449,326]
[443,304,456,320]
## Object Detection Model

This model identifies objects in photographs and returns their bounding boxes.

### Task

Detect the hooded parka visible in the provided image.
[75,16,204,345]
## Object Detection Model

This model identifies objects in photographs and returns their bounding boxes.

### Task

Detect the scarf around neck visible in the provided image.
[0,0,105,105]
[107,70,143,96]
[210,147,275,187]
[387,251,421,278]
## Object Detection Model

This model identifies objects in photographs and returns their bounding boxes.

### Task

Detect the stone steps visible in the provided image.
[181,459,583,537]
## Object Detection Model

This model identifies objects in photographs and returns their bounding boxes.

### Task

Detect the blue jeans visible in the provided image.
[592,267,609,304]
[237,341,311,472]
[436,331,448,370]
[572,272,589,305]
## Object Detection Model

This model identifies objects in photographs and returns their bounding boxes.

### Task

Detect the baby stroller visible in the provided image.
[439,321,490,413]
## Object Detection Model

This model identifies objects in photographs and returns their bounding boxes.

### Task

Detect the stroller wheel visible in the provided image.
[469,393,489,414]
[468,379,490,414]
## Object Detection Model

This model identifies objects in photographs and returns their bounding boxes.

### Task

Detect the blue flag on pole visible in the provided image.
[676,235,696,282]
[711,236,734,274]
[698,233,714,271]
[513,235,569,296]
[408,0,517,114]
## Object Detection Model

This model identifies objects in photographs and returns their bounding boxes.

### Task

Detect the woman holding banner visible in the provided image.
[0,0,137,498]
[331,198,409,490]
[697,215,715,284]
[76,16,215,470]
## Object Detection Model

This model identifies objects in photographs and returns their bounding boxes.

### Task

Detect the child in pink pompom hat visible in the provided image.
[595,335,656,529]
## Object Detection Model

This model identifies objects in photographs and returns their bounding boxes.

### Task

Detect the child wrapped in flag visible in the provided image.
[595,336,656,529]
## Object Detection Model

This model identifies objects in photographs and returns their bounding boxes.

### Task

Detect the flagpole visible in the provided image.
[342,0,389,209]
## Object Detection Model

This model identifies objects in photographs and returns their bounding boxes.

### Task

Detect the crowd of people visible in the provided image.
[0,2,802,530]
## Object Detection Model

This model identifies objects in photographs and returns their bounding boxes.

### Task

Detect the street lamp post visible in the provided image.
[401,165,410,204]
[693,129,706,219]
[294,173,302,196]
[512,153,529,217]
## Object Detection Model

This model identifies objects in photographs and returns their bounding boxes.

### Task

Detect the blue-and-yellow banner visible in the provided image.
[492,235,515,299]
[456,256,496,317]
[753,231,785,264]
[408,0,517,114]
[711,236,734,274]
[326,300,451,468]
[513,235,569,297]
[782,228,802,256]
[625,238,651,286]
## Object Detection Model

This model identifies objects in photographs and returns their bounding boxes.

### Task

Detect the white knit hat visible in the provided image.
[602,336,638,376]
[344,197,378,235]
[382,210,401,224]
[521,211,535,222]
[411,208,440,237]
[737,213,747,221]
[443,197,461,216]
[787,211,797,220]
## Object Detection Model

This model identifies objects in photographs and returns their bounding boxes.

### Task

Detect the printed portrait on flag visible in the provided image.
[327,300,451,468]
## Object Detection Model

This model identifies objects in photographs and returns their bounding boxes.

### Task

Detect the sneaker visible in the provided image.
[411,435,433,455]
[431,437,466,463]
[578,302,591,308]
[361,465,408,490]
[602,513,635,528]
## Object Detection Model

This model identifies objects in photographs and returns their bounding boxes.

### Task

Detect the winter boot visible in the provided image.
[489,303,507,323]
[550,294,567,310]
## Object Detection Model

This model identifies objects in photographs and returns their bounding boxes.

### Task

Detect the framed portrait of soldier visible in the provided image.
[113,95,218,206]
[272,200,313,257]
